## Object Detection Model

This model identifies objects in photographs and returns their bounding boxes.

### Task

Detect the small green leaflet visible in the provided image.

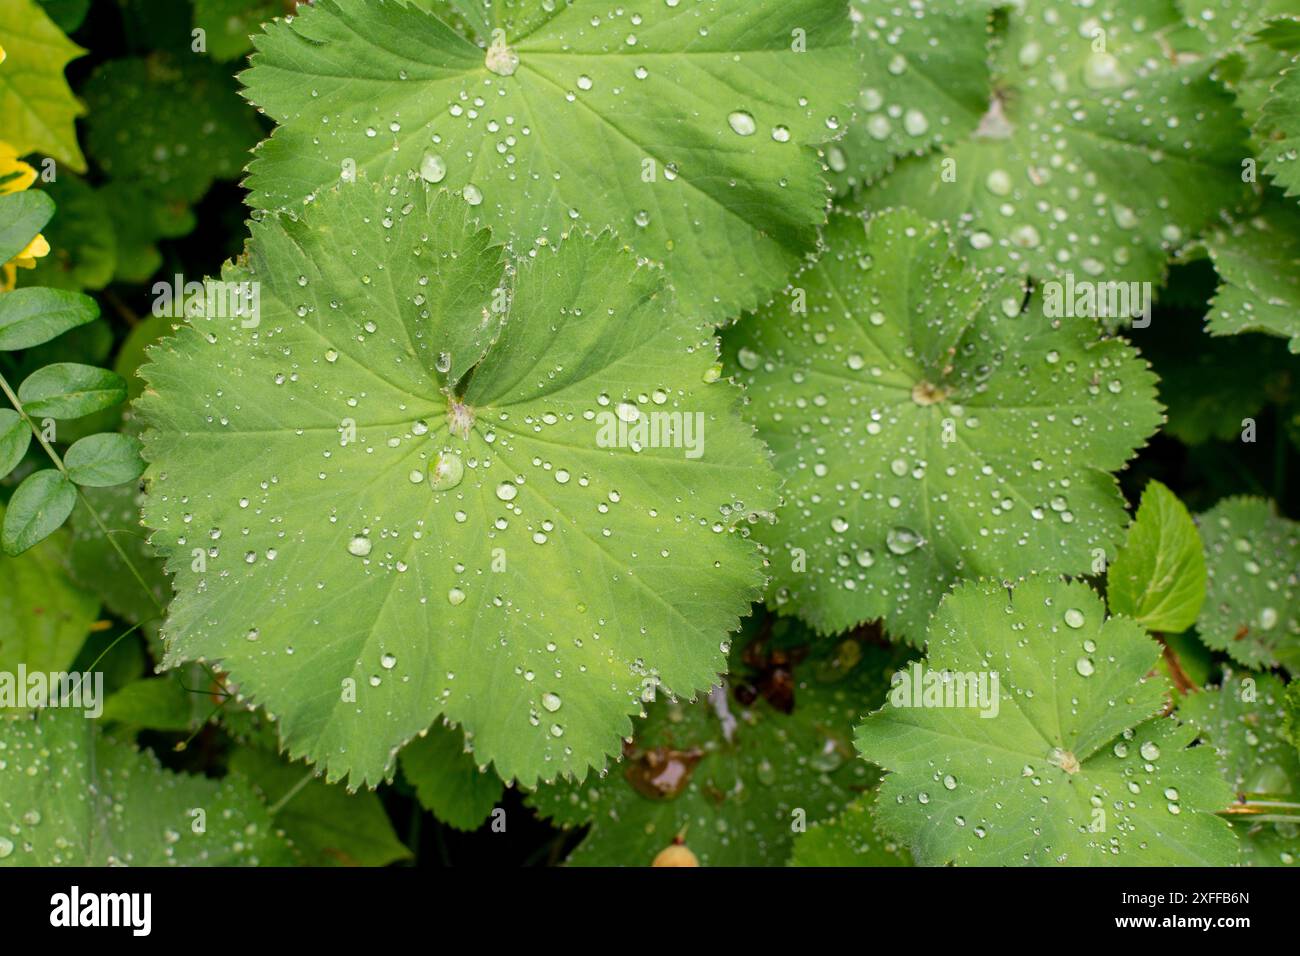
[529,626,899,866]
[0,287,98,351]
[1197,496,1300,671]
[400,722,503,831]
[0,408,29,478]
[0,0,87,171]
[1203,196,1300,352]
[789,794,913,867]
[724,207,1161,642]
[230,747,412,866]
[138,180,777,789]
[855,576,1239,865]
[1260,56,1300,200]
[83,55,263,205]
[242,0,858,324]
[865,0,1250,287]
[17,362,126,419]
[0,504,97,673]
[64,432,145,487]
[0,710,294,865]
[1180,672,1300,866]
[1107,479,1206,633]
[2,468,76,556]
[828,0,991,193]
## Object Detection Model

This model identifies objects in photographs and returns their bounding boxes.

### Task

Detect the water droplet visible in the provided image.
[448,587,466,606]
[1075,657,1095,677]
[429,452,465,491]
[347,535,372,557]
[886,527,921,555]
[727,110,756,136]
[1063,608,1085,629]
[419,152,447,183]
[1139,741,1161,761]
[541,692,562,712]
[496,481,519,502]
[462,184,483,206]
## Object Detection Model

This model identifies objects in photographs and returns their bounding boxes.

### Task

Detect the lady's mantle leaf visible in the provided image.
[242,0,858,324]
[530,624,901,866]
[1181,671,1300,866]
[1203,196,1300,353]
[137,180,777,789]
[855,576,1239,866]
[1196,496,1300,671]
[828,0,992,194]
[789,793,913,866]
[725,207,1162,643]
[1107,479,1206,633]
[0,710,294,865]
[399,722,503,831]
[1260,56,1300,200]
[866,0,1250,286]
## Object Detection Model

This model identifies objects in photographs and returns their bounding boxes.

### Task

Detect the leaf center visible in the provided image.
[448,396,475,438]
[910,380,951,406]
[484,34,519,77]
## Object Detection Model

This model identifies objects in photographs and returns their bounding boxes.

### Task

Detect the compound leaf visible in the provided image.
[242,0,858,324]
[137,180,776,789]
[725,207,1161,642]
[854,576,1239,865]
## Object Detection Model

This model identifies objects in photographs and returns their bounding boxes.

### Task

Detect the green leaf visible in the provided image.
[724,207,1162,642]
[1177,0,1300,48]
[17,363,127,419]
[0,287,97,351]
[1260,55,1300,200]
[0,407,30,479]
[137,180,777,788]
[1180,672,1300,866]
[789,794,914,867]
[1197,496,1300,671]
[0,502,97,673]
[1107,479,1206,633]
[242,0,858,324]
[827,0,992,193]
[82,54,263,205]
[399,722,503,831]
[0,709,294,865]
[230,747,412,866]
[1203,195,1300,352]
[854,576,1239,865]
[194,0,281,62]
[0,190,54,264]
[529,626,900,866]
[864,0,1250,287]
[0,0,87,171]
[18,175,117,292]
[2,468,76,556]
[64,432,145,487]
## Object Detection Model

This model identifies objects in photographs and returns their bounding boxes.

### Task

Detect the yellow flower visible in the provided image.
[0,139,49,290]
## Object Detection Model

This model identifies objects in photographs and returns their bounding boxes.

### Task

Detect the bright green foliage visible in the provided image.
[399,722,503,831]
[789,794,913,866]
[230,747,412,866]
[138,180,777,789]
[1108,480,1206,633]
[242,0,858,324]
[855,577,1239,866]
[0,0,87,170]
[1181,672,1300,866]
[2,469,76,555]
[0,287,97,351]
[0,709,294,865]
[865,0,1250,287]
[1203,197,1300,352]
[725,207,1161,642]
[1197,497,1300,671]
[530,627,900,866]
[827,0,991,193]
[0,505,97,672]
